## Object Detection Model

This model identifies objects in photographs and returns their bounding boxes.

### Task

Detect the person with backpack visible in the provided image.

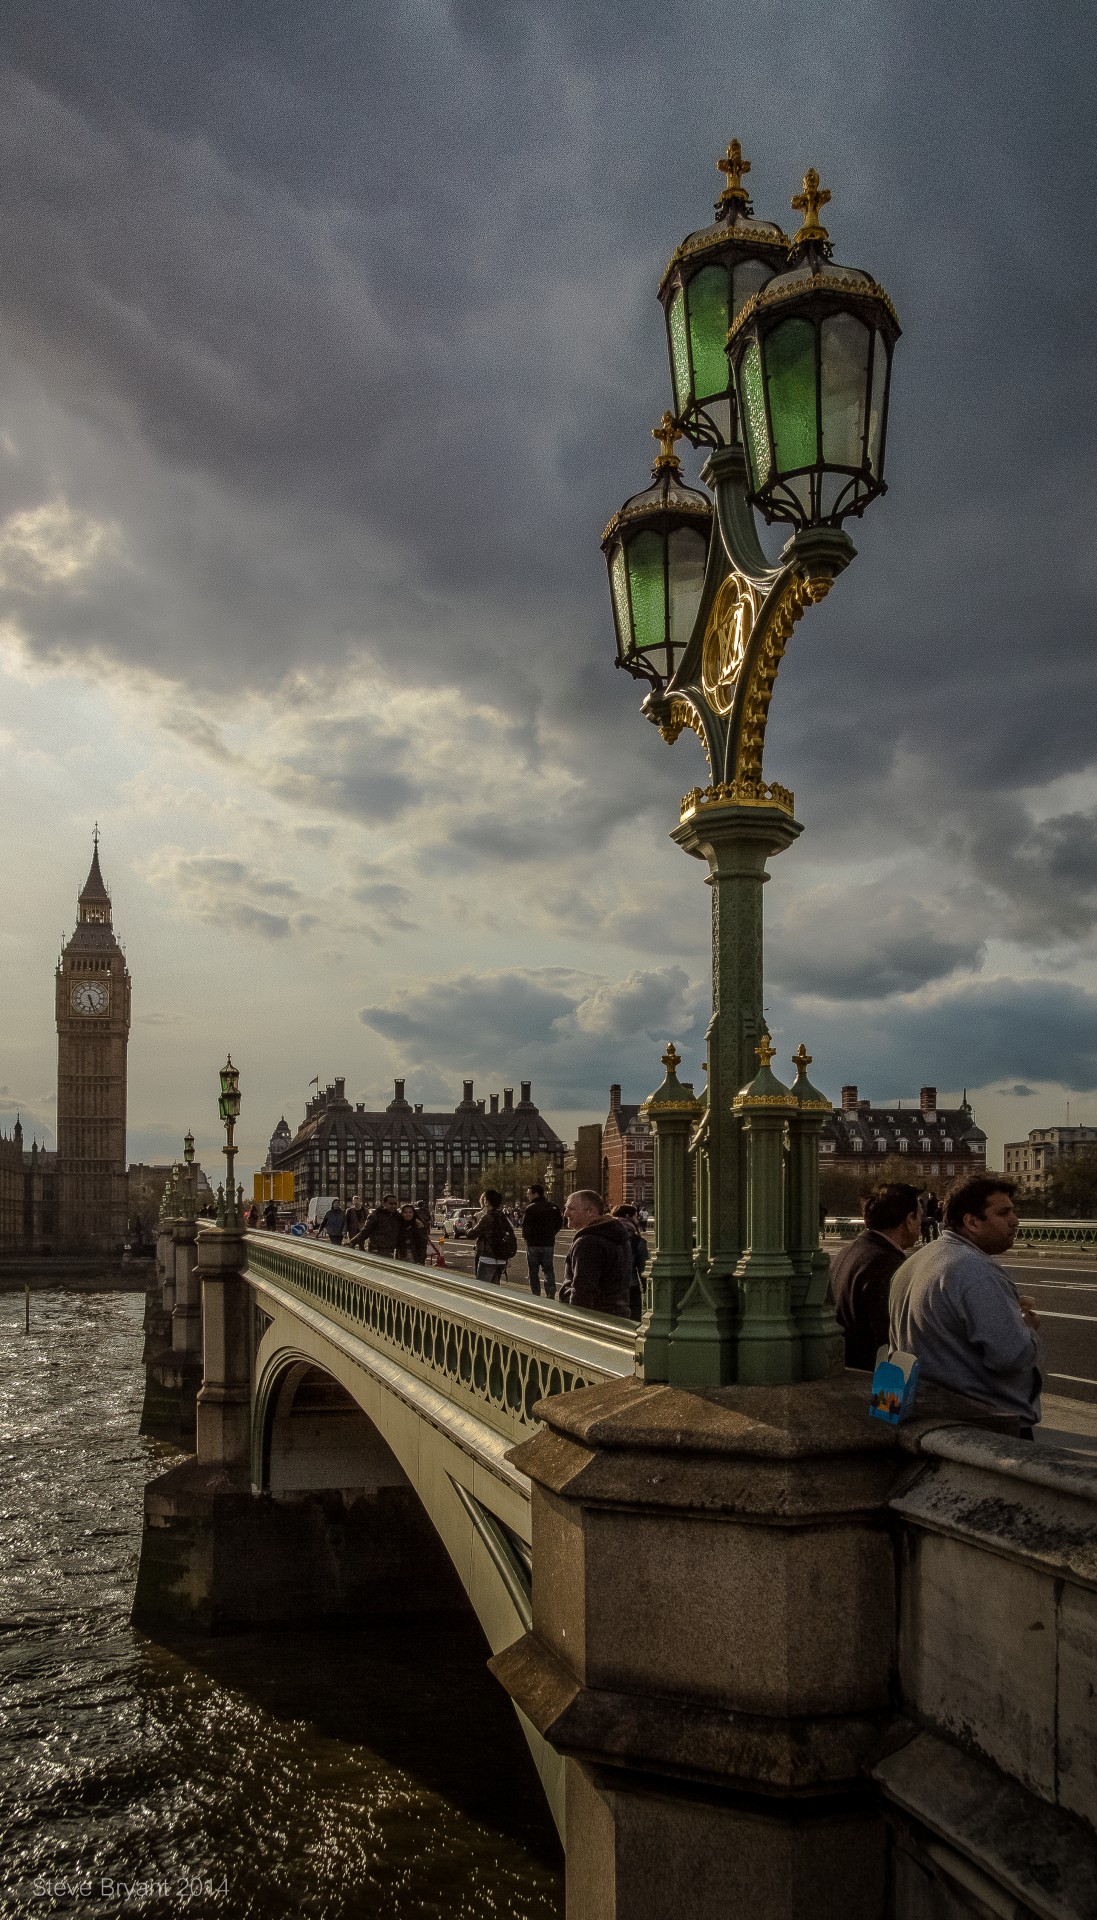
[474,1188,517,1284]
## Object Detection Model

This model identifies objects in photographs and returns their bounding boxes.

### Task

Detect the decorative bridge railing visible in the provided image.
[1013,1218,1097,1249]
[243,1233,636,1443]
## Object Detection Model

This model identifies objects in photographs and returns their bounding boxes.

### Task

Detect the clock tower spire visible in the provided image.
[56,830,131,1252]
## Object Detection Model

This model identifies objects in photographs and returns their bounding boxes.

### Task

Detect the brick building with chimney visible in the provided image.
[820,1084,987,1184]
[601,1083,654,1212]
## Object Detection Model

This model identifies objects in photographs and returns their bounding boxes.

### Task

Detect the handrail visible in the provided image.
[243,1231,636,1442]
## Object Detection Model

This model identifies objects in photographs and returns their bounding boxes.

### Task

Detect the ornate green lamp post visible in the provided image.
[180,1129,196,1220]
[217,1056,243,1229]
[603,147,900,1387]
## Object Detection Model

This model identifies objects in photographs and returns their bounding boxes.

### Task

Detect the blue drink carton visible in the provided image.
[869,1346,920,1424]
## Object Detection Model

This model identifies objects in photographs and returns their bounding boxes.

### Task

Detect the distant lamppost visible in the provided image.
[180,1129,196,1220]
[602,145,899,1387]
[217,1056,243,1228]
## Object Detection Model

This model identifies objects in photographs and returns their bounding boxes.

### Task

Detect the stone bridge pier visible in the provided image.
[135,1224,1097,1920]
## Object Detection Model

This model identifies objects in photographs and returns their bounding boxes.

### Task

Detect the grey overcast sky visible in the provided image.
[1,0,1095,1172]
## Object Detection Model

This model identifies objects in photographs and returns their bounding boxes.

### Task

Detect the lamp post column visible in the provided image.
[787,1045,844,1379]
[668,799,800,1384]
[636,1045,700,1382]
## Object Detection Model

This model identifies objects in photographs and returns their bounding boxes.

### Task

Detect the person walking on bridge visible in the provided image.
[474,1189,517,1284]
[521,1182,563,1299]
[560,1191,632,1317]
[321,1199,346,1244]
[397,1203,429,1264]
[344,1195,365,1246]
[360,1194,401,1256]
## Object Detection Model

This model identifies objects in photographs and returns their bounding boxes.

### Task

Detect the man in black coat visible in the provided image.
[560,1190,632,1318]
[829,1183,923,1370]
[521,1182,564,1298]
[361,1194,401,1257]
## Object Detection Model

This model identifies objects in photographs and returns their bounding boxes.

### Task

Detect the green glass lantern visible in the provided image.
[183,1130,194,1165]
[659,140,789,450]
[726,169,901,529]
[218,1055,241,1123]
[601,415,713,691]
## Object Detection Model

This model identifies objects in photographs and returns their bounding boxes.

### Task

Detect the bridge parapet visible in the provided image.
[243,1232,636,1444]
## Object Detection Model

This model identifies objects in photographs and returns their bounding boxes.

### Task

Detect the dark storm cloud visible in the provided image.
[3,0,1096,1029]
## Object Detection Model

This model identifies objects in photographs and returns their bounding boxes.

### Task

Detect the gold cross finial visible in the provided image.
[792,1043,812,1074]
[651,410,682,474]
[756,1033,776,1068]
[662,1040,682,1074]
[791,167,831,247]
[717,138,751,211]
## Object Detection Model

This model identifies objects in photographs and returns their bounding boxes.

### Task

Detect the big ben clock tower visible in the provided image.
[56,831,131,1252]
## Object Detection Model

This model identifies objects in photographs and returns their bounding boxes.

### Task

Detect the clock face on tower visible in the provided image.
[71,980,109,1015]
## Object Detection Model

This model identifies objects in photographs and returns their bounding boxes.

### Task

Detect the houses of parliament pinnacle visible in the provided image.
[0,833,131,1254]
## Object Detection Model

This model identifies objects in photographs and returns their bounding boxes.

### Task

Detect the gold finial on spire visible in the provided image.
[791,167,831,247]
[662,1040,682,1073]
[755,1033,776,1068]
[651,410,682,475]
[792,1043,812,1074]
[717,138,751,212]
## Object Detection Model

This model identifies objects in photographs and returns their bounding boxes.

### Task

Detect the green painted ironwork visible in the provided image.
[243,1235,635,1447]
[605,144,899,1387]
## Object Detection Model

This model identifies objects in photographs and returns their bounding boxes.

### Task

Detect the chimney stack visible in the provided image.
[463,1080,474,1105]
[394,1078,405,1104]
[504,1087,514,1112]
[520,1080,532,1105]
[490,1094,499,1115]
[920,1086,937,1119]
[841,1085,859,1112]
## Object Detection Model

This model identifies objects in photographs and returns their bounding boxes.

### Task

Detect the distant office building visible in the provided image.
[821,1085,987,1184]
[270,1077,565,1208]
[602,1084,653,1212]
[1004,1126,1097,1193]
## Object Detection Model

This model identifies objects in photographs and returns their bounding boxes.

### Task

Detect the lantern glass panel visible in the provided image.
[820,311,870,468]
[868,329,888,476]
[610,544,633,659]
[766,318,818,476]
[668,527,708,647]
[669,288,691,415]
[731,256,772,319]
[626,531,666,654]
[687,265,730,402]
[739,340,770,488]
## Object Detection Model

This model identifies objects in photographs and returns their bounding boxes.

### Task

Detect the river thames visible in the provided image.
[0,1289,562,1918]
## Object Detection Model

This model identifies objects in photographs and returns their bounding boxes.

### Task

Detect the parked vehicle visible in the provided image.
[433,1198,471,1231]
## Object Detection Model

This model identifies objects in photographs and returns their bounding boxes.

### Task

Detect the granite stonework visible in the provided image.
[492,1374,1097,1920]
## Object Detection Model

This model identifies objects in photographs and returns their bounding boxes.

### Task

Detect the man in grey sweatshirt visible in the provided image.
[889,1175,1041,1432]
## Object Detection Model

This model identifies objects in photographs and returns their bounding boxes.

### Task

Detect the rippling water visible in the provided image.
[0,1290,562,1919]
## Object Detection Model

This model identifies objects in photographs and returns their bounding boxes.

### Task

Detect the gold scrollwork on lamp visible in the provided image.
[701,572,760,716]
[734,570,833,788]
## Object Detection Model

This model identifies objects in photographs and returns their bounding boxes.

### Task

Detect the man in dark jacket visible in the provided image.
[344,1195,365,1246]
[321,1200,346,1245]
[560,1190,632,1317]
[397,1203,429,1264]
[521,1183,563,1298]
[361,1194,401,1257]
[613,1204,648,1321]
[261,1198,279,1231]
[829,1183,922,1369]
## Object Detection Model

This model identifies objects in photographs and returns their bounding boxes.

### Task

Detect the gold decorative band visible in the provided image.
[680,778,795,822]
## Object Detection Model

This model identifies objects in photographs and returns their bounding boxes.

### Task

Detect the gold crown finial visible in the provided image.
[792,1042,812,1074]
[662,1040,682,1074]
[717,138,751,210]
[652,411,682,474]
[791,167,831,247]
[756,1033,776,1068]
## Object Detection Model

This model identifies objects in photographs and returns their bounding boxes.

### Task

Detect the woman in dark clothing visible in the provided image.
[613,1204,648,1322]
[396,1203,429,1264]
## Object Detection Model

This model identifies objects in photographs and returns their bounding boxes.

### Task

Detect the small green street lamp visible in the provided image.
[180,1130,196,1220]
[217,1056,243,1229]
[603,144,900,1388]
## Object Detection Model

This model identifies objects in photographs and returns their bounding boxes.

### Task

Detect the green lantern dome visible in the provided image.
[601,414,713,691]
[659,140,790,451]
[726,168,901,530]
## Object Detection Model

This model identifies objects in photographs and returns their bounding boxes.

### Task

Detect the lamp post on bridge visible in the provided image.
[217,1056,243,1229]
[601,143,900,1388]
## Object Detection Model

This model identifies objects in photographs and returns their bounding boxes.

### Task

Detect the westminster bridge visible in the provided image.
[136,1219,1097,1920]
